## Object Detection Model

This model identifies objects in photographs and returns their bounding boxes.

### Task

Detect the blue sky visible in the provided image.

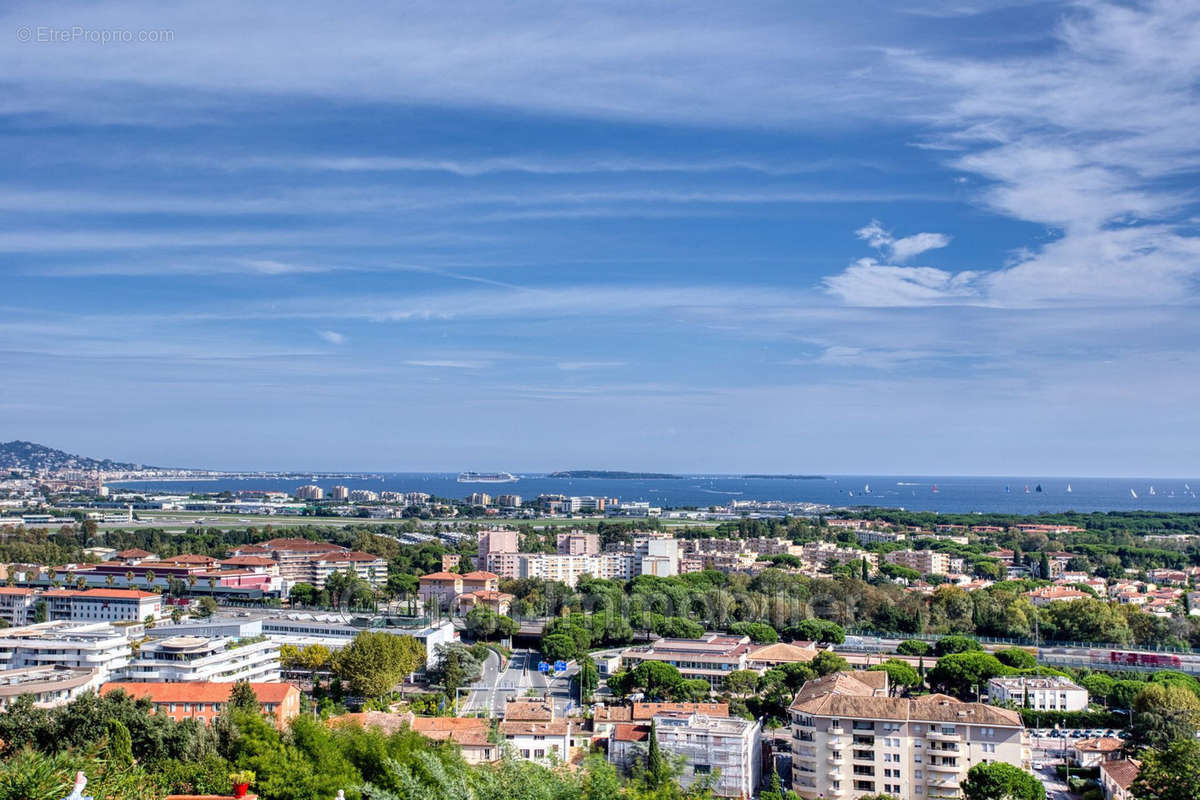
[2,0,1199,475]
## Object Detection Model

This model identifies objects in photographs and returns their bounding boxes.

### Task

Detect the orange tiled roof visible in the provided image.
[42,588,159,599]
[462,571,499,580]
[1101,759,1142,791]
[102,681,298,704]
[420,571,464,582]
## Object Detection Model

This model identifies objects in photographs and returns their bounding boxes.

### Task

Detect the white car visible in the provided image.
[1032,761,1044,770]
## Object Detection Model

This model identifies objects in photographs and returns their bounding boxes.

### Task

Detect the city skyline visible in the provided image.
[3,1,1199,475]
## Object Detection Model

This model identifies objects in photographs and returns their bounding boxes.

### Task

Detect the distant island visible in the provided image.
[742,474,825,480]
[548,470,683,479]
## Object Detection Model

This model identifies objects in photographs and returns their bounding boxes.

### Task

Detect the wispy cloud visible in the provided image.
[855,219,951,262]
[403,359,489,369]
[316,330,347,345]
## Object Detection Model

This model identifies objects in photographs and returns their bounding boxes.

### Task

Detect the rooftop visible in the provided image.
[101,681,297,704]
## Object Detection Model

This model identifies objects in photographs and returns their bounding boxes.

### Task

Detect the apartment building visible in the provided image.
[619,634,752,688]
[0,665,99,709]
[43,588,162,623]
[801,542,877,569]
[885,550,951,576]
[0,587,36,626]
[557,531,600,555]
[418,571,463,610]
[987,676,1089,712]
[122,635,280,683]
[102,680,300,726]
[308,551,388,588]
[294,485,324,500]
[0,622,132,682]
[856,530,908,545]
[592,701,730,738]
[609,711,762,798]
[477,529,521,562]
[789,671,1027,800]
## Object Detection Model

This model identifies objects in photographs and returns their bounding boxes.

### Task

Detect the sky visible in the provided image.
[2,0,1199,475]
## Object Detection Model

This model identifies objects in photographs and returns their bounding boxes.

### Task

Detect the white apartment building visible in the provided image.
[122,635,280,683]
[619,634,752,688]
[609,712,762,798]
[307,551,388,588]
[44,588,162,623]
[0,587,37,626]
[0,665,100,710]
[856,530,908,545]
[0,622,132,683]
[294,485,324,500]
[790,671,1027,800]
[885,549,951,576]
[987,676,1089,712]
[801,542,877,569]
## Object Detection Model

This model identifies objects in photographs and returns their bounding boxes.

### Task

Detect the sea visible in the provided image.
[107,474,1200,515]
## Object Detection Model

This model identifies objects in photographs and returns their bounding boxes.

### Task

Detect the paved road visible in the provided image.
[462,648,579,717]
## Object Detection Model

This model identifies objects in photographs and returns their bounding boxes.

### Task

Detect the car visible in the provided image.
[1033,761,1044,770]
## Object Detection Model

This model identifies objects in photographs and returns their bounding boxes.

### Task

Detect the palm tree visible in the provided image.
[125,570,135,585]
[106,575,115,588]
[75,577,87,590]
[144,569,156,586]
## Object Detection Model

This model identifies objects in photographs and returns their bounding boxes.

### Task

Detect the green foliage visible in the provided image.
[928,652,1012,698]
[960,761,1045,800]
[868,659,922,694]
[995,648,1037,670]
[335,632,426,699]
[105,718,133,767]
[811,651,850,676]
[727,622,778,643]
[935,635,983,656]
[230,680,261,714]
[426,643,483,695]
[897,639,932,656]
[1132,683,1200,749]
[1133,736,1200,800]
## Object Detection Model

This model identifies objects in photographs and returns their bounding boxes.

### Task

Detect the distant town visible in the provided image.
[0,441,1196,799]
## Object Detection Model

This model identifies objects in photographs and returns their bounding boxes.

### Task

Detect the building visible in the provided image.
[307,551,388,589]
[745,641,820,671]
[348,489,378,502]
[789,671,1027,800]
[557,531,600,555]
[122,635,280,683]
[294,485,324,500]
[0,587,37,626]
[609,711,762,798]
[619,634,752,688]
[329,485,350,501]
[495,494,523,509]
[0,665,99,709]
[591,701,730,738]
[43,588,162,623]
[0,622,132,682]
[1027,585,1091,606]
[409,716,499,763]
[1072,737,1125,768]
[885,550,951,576]
[477,529,520,563]
[466,492,492,506]
[987,676,1089,712]
[455,589,514,616]
[418,571,463,610]
[102,681,300,727]
[1100,759,1141,800]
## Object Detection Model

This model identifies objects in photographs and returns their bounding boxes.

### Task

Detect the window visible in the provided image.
[694,765,711,774]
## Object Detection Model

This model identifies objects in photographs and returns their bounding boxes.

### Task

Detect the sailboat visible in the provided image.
[1024,485,1030,493]
[1005,485,1011,493]
[1066,484,1072,493]
[864,484,871,494]
[1186,483,1192,492]
[1149,486,1156,496]
[1131,488,1138,499]
[931,484,940,493]
[1035,484,1043,493]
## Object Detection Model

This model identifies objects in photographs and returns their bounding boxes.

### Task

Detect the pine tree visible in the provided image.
[105,718,133,767]
[229,679,260,713]
[861,558,869,580]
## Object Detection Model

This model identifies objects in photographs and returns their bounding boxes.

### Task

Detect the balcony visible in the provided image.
[927,761,961,773]
[827,752,843,765]
[927,730,960,742]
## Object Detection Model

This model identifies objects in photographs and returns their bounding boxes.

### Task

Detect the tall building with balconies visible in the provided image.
[789,671,1027,800]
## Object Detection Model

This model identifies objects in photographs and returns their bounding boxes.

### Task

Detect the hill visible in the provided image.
[0,440,151,472]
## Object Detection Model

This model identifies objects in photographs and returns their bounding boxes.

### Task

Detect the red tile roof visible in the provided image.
[420,571,463,582]
[219,556,278,567]
[462,571,499,580]
[43,588,159,599]
[115,549,154,558]
[613,723,650,742]
[102,681,298,704]
[0,587,35,595]
[311,551,383,563]
[1101,759,1142,791]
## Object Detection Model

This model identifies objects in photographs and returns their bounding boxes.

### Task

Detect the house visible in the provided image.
[102,681,301,727]
[1027,585,1091,606]
[1099,759,1141,800]
[418,571,463,610]
[409,716,499,763]
[454,589,514,616]
[498,719,585,764]
[1073,737,1125,767]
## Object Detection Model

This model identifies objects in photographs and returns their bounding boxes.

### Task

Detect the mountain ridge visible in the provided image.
[0,440,153,472]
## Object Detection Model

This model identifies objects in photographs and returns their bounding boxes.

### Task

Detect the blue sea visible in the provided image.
[109,473,1200,515]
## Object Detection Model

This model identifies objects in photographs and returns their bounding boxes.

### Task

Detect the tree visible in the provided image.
[1039,552,1051,580]
[464,606,499,640]
[577,654,599,703]
[897,640,932,656]
[960,762,1045,800]
[1133,736,1200,800]
[335,632,425,699]
[791,619,846,644]
[811,651,850,676]
[728,621,778,644]
[230,680,260,714]
[869,659,922,695]
[541,633,578,663]
[629,661,685,700]
[928,652,1012,699]
[995,648,1037,670]
[426,642,482,696]
[1132,683,1200,749]
[194,596,218,618]
[105,718,133,768]
[639,719,674,792]
[935,635,983,656]
[722,670,760,698]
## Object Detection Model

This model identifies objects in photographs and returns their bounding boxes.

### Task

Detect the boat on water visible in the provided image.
[1149,486,1156,496]
[1024,485,1030,493]
[457,471,518,483]
[1066,484,1072,493]
[1005,485,1011,493]
[931,484,939,493]
[864,484,871,494]
[1035,484,1043,493]
[1131,488,1138,499]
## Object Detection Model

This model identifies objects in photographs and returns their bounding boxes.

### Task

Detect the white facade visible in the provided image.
[612,712,761,798]
[44,589,162,623]
[0,622,132,683]
[123,635,280,682]
[987,676,1089,712]
[0,588,37,626]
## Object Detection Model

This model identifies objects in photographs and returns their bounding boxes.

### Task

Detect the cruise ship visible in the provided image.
[457,471,518,484]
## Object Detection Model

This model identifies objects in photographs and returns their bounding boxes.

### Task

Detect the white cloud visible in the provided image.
[316,330,346,345]
[404,360,488,369]
[555,360,627,370]
[824,258,980,306]
[854,219,951,262]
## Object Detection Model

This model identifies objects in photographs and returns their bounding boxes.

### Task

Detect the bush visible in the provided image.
[897,640,932,656]
[1021,709,1127,729]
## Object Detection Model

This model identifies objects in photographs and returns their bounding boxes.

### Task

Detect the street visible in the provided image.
[461,648,579,717]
